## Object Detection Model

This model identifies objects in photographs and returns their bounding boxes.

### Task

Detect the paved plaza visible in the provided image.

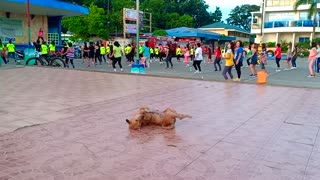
[0,65,320,179]
[3,57,320,88]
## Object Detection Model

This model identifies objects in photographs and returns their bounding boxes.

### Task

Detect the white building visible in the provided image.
[251,0,320,46]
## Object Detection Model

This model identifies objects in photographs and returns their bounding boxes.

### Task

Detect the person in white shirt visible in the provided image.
[194,42,203,73]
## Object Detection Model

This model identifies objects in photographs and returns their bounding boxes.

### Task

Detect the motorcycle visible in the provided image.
[14,50,24,64]
[15,50,24,60]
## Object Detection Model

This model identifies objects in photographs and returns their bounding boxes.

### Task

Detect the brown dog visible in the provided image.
[126,107,192,130]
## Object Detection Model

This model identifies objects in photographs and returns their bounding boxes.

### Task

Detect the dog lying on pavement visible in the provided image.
[126,107,192,130]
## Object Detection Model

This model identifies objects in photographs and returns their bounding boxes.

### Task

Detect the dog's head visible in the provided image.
[126,107,150,130]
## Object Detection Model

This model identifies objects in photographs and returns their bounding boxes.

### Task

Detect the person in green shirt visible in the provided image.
[49,41,56,55]
[100,45,106,63]
[41,41,48,60]
[246,44,252,67]
[110,41,123,72]
[0,39,7,64]
[139,45,143,58]
[6,40,15,63]
[150,47,154,60]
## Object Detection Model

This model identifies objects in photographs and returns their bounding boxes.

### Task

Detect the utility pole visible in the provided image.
[136,0,140,61]
[26,0,31,46]
[260,0,265,43]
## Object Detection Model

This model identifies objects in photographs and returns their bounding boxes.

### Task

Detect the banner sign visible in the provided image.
[0,17,23,43]
[124,8,143,21]
[125,24,137,34]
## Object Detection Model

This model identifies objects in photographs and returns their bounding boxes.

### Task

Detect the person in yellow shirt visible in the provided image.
[155,47,159,60]
[176,46,181,62]
[222,42,235,80]
[100,45,106,63]
[6,40,15,63]
[139,45,143,58]
[150,47,154,60]
[106,45,111,65]
[49,41,56,55]
[190,45,195,61]
[41,41,48,60]
[0,39,7,64]
[124,44,131,62]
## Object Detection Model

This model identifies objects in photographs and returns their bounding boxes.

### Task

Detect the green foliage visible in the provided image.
[226,4,260,30]
[210,6,223,23]
[243,41,249,46]
[280,40,290,52]
[61,0,223,33]
[297,41,311,49]
[62,3,109,40]
[152,29,167,36]
[164,13,193,29]
[267,42,276,47]
[294,0,317,41]
[301,50,309,56]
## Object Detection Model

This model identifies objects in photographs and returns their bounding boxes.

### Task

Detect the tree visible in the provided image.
[294,0,317,41]
[164,13,193,29]
[61,0,220,35]
[62,3,109,40]
[210,6,223,23]
[226,4,260,30]
[152,29,168,36]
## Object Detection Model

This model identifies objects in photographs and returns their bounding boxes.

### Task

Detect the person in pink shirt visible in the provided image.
[213,45,222,71]
[274,43,282,72]
[184,45,190,67]
[308,42,317,77]
[37,28,44,42]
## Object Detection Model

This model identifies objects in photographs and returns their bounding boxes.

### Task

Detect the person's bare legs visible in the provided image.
[309,59,315,76]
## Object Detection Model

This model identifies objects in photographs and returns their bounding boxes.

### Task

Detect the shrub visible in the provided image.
[302,50,309,56]
[267,42,276,47]
[297,41,310,49]
[280,40,290,52]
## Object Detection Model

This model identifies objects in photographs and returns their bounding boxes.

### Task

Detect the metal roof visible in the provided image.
[165,27,236,41]
[0,0,89,16]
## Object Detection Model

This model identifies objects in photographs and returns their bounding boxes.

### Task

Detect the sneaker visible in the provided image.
[113,69,117,72]
[291,67,296,69]
[120,68,123,72]
[233,78,240,81]
[276,69,281,72]
[308,75,315,78]
[194,70,199,74]
[250,74,254,77]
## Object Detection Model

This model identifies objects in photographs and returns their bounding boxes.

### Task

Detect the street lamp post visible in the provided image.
[136,0,140,61]
[26,0,31,46]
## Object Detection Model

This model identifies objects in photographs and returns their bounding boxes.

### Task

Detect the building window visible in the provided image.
[228,31,235,36]
[299,12,311,20]
[299,37,310,42]
[267,12,295,21]
[48,33,59,45]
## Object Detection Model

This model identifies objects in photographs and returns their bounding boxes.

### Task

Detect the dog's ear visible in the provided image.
[139,107,150,113]
[126,119,131,124]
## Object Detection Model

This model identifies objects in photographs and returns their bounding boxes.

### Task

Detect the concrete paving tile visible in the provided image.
[1,66,320,179]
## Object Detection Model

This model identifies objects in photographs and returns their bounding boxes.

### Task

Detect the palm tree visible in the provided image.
[294,0,318,42]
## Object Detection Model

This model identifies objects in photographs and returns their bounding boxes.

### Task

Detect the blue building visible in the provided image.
[0,0,88,47]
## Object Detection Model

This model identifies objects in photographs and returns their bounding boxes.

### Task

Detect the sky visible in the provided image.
[207,0,261,21]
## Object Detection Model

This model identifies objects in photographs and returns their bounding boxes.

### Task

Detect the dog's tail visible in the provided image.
[175,113,192,120]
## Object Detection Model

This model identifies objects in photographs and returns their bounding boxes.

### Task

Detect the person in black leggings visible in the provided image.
[234,40,244,81]
[165,44,174,69]
[193,42,203,73]
[274,43,282,71]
